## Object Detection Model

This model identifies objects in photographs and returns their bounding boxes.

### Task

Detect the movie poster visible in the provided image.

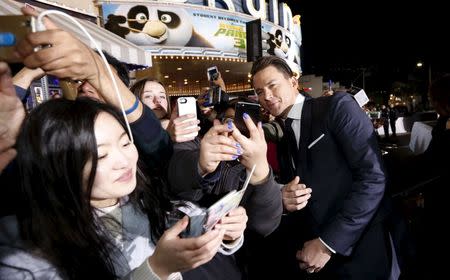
[102,3,248,53]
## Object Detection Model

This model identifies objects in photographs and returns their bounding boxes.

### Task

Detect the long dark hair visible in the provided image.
[15,98,171,279]
[130,78,171,118]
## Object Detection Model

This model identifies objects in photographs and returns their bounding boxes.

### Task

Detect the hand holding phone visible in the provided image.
[177,97,198,139]
[234,102,261,138]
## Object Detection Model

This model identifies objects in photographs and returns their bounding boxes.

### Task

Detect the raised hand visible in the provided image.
[148,216,225,278]
[166,104,200,143]
[282,176,312,212]
[198,120,240,176]
[231,114,270,184]
[16,6,100,85]
[17,6,142,122]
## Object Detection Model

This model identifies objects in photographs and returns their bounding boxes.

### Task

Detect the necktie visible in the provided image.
[285,118,299,167]
[277,117,298,183]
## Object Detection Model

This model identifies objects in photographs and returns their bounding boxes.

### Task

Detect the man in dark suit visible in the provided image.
[250,56,394,279]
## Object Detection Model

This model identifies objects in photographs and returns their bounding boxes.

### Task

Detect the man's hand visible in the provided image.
[282,176,312,212]
[16,7,100,85]
[296,238,332,274]
[17,6,143,123]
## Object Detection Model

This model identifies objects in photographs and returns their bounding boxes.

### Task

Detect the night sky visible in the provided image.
[285,0,449,90]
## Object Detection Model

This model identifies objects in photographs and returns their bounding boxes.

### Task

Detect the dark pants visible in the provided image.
[390,119,397,136]
[383,121,390,138]
[247,214,392,280]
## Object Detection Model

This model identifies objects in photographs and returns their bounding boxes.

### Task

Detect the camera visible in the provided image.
[0,15,36,63]
[204,85,230,107]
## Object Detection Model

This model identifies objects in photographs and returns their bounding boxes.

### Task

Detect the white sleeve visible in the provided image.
[218,234,244,255]
[319,237,336,254]
[124,260,182,280]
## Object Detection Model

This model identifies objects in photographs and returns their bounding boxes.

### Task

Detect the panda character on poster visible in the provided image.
[266,27,300,66]
[264,15,301,73]
[105,5,213,48]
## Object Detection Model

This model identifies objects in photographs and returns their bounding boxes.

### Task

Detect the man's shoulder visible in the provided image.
[305,92,350,111]
[308,91,352,104]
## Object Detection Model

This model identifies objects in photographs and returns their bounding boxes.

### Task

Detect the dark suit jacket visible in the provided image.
[279,92,391,278]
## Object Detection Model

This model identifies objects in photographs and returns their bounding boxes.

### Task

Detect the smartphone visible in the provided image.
[205,85,222,106]
[206,66,219,81]
[0,15,36,63]
[234,102,261,137]
[177,97,198,138]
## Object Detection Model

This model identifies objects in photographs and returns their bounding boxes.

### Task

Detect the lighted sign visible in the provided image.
[101,0,301,71]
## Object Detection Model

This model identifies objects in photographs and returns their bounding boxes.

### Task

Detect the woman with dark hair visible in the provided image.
[0,98,244,280]
[131,78,200,143]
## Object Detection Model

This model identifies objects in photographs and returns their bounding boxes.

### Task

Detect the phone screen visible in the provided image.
[234,102,261,137]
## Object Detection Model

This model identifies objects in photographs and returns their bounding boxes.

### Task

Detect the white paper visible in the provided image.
[354,89,369,107]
